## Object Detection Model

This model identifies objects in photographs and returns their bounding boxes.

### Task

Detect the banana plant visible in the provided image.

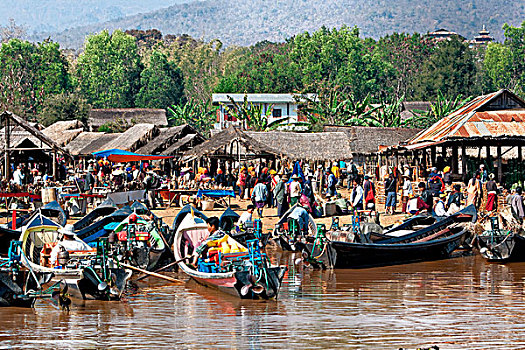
[220,94,289,131]
[167,98,218,134]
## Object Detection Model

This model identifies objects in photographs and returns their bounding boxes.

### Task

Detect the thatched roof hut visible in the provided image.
[184,127,280,161]
[42,120,85,146]
[88,108,168,131]
[246,131,352,161]
[136,124,205,155]
[324,125,422,155]
[100,123,158,152]
[65,132,121,156]
[185,127,353,162]
[162,134,204,156]
[0,111,69,155]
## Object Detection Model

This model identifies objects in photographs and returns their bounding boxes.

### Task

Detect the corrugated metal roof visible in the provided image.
[409,90,525,144]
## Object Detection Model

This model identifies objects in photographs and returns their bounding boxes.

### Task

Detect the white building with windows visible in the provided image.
[211,93,314,130]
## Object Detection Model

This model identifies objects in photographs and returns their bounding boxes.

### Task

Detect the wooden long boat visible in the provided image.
[477,229,525,262]
[109,212,167,270]
[173,212,286,300]
[76,206,132,242]
[305,205,477,269]
[73,198,117,231]
[0,264,54,308]
[272,204,317,251]
[19,213,130,301]
[40,201,68,227]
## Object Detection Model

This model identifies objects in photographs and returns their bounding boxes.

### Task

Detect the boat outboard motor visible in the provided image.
[57,248,70,266]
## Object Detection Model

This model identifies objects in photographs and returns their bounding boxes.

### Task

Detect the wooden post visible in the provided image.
[430,146,436,168]
[461,145,467,181]
[52,150,57,180]
[452,145,458,175]
[4,115,9,180]
[518,146,522,162]
[497,145,502,183]
[421,149,427,173]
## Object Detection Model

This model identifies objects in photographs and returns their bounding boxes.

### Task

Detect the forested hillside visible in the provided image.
[48,0,525,48]
[0,0,187,34]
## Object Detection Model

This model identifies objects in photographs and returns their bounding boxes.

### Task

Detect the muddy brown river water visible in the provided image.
[2,252,525,349]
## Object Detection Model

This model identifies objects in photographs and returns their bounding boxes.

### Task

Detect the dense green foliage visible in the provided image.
[76,30,143,108]
[0,22,523,132]
[0,39,70,117]
[167,98,218,134]
[135,50,185,109]
[37,93,90,127]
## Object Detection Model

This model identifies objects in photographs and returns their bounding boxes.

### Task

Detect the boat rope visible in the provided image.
[491,231,514,249]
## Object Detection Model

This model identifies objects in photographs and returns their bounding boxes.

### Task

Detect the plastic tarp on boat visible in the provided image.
[196,189,236,198]
[92,149,173,163]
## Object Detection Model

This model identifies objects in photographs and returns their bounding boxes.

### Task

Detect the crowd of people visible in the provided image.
[4,156,523,225]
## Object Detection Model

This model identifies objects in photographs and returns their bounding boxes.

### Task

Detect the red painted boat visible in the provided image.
[173,211,286,299]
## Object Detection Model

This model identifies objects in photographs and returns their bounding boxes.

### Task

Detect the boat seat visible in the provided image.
[386,229,414,237]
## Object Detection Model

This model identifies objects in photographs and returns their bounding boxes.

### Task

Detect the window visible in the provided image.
[272,108,282,118]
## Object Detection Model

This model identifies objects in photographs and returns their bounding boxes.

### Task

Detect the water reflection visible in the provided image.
[2,254,525,349]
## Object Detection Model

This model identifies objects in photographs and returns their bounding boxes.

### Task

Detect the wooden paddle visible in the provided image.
[135,260,179,282]
[120,262,185,284]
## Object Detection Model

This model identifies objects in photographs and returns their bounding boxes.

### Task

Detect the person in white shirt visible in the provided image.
[433,195,448,217]
[402,174,413,213]
[289,175,302,206]
[350,178,364,210]
[50,224,91,266]
[12,166,24,185]
[238,204,255,228]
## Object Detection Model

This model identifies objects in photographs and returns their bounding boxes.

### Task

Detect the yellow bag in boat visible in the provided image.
[230,242,240,253]
[221,242,230,254]
[216,235,229,244]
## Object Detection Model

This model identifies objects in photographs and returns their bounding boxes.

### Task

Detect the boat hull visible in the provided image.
[189,267,287,299]
[316,229,469,268]
[0,270,36,307]
[477,233,525,262]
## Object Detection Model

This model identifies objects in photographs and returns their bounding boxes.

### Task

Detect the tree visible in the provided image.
[348,95,405,128]
[290,26,390,100]
[483,43,514,91]
[0,39,70,118]
[502,21,525,96]
[167,98,218,134]
[375,33,435,100]
[76,30,143,108]
[135,50,185,109]
[38,93,90,127]
[295,84,380,131]
[215,41,303,94]
[412,36,476,100]
[168,38,225,104]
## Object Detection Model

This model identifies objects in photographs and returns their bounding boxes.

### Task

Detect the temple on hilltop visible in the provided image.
[426,28,465,41]
[469,25,494,47]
